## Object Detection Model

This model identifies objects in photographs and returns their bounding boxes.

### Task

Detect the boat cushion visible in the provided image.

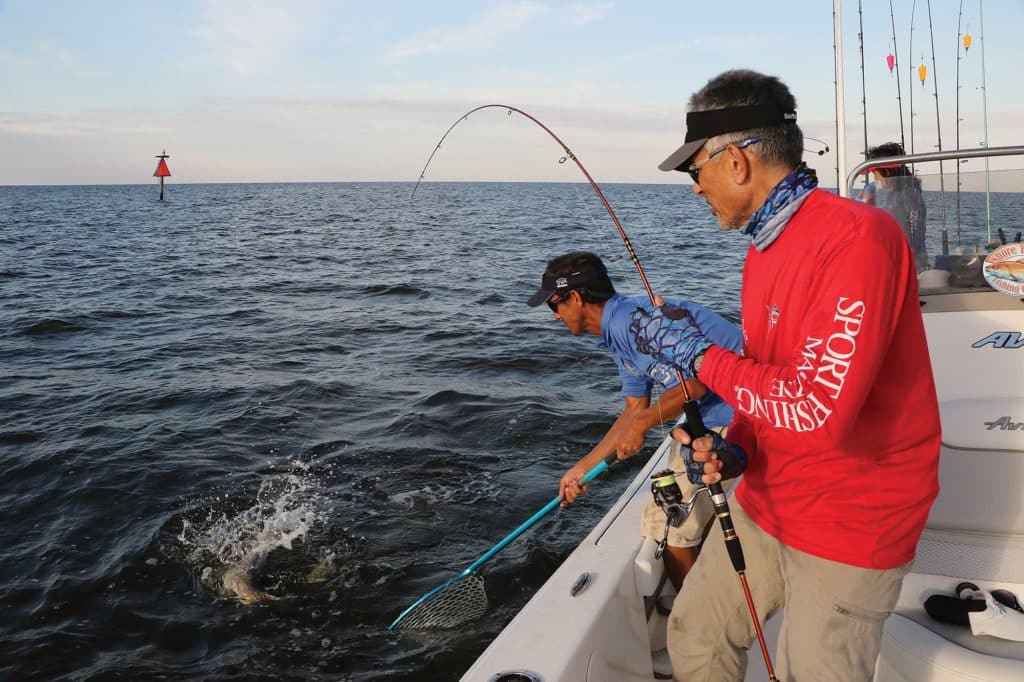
[896,607,1024,659]
[879,611,1024,681]
[925,444,1024,536]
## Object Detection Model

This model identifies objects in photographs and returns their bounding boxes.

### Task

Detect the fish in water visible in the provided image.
[987,259,1024,283]
[222,549,280,604]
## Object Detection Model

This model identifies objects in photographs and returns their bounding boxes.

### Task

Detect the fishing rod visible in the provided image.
[926,0,950,256]
[832,0,847,195]
[857,0,869,159]
[956,0,965,246]
[889,0,907,151]
[909,0,917,154]
[412,104,778,681]
[412,104,658,298]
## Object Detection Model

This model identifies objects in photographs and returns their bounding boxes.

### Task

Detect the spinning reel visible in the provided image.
[650,469,708,559]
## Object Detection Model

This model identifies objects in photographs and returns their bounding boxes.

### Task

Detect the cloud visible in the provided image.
[616,34,768,64]
[35,40,74,67]
[383,1,549,61]
[0,111,171,138]
[0,41,107,79]
[369,75,602,107]
[0,51,29,65]
[191,0,314,75]
[563,2,612,25]
[6,94,1022,185]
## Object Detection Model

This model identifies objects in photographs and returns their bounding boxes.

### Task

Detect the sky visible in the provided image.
[2,0,1023,186]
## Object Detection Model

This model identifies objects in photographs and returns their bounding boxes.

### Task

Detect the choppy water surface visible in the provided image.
[0,181,1006,680]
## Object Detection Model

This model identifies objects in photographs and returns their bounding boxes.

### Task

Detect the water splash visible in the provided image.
[179,469,325,601]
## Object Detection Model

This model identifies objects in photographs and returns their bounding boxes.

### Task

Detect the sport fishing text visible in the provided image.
[735,297,865,431]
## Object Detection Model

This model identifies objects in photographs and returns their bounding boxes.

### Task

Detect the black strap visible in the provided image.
[685,101,796,142]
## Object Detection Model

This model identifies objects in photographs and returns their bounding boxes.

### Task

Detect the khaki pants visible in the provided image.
[667,499,910,681]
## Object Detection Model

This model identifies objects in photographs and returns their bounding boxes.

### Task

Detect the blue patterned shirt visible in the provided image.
[597,294,742,429]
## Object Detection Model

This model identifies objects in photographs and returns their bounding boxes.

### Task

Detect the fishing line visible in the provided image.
[561,188,688,443]
[565,184,673,442]
[411,103,777,679]
[568,184,640,294]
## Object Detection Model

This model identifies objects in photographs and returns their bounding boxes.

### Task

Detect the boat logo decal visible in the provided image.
[982,243,1024,296]
[972,332,1024,349]
[984,416,1024,431]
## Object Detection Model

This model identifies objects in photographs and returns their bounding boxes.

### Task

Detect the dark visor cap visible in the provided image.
[526,262,607,307]
[658,100,797,172]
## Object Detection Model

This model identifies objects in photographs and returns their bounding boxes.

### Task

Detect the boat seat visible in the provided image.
[894,607,1024,660]
[878,568,1024,681]
[878,611,1024,681]
[928,406,1024,538]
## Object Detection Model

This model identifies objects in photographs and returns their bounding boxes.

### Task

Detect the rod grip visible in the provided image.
[682,399,707,438]
[683,398,746,573]
[712,488,747,573]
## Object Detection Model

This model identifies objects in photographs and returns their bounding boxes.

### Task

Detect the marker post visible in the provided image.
[154,150,171,201]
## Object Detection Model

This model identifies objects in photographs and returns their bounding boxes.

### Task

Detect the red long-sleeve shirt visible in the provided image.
[700,189,941,569]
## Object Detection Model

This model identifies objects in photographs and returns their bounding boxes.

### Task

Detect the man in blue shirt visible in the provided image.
[526,252,743,588]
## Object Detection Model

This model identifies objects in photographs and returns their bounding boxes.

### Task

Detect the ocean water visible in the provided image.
[0,180,1009,680]
[0,181,744,681]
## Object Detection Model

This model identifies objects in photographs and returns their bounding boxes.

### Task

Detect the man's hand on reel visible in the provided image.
[671,425,748,486]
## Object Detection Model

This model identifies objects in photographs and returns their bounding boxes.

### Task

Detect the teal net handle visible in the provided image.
[388,453,616,630]
[465,452,617,574]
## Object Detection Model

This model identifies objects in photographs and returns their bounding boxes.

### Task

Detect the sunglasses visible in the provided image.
[686,136,762,184]
[993,589,1024,613]
[956,581,1023,614]
[547,292,571,312]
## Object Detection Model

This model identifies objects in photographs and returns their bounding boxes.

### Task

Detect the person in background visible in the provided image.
[862,141,928,271]
[643,69,941,680]
[525,251,742,592]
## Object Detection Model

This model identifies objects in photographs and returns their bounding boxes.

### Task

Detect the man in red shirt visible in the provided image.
[641,69,941,680]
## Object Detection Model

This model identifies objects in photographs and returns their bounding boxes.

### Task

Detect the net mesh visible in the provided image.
[394,574,488,630]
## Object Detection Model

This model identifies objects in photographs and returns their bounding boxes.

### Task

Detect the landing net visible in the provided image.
[392,574,488,630]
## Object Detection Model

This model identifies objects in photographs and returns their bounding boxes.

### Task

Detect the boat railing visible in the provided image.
[844,145,1024,292]
[844,144,1024,197]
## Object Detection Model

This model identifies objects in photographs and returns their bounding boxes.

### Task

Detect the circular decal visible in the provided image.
[983,243,1024,296]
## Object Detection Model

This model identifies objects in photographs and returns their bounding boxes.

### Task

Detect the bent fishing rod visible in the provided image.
[412,104,777,680]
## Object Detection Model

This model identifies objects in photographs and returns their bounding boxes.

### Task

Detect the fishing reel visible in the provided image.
[650,469,689,529]
[651,469,708,560]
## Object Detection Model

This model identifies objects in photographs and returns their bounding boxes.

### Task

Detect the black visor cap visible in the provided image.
[526,264,607,307]
[659,100,797,172]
